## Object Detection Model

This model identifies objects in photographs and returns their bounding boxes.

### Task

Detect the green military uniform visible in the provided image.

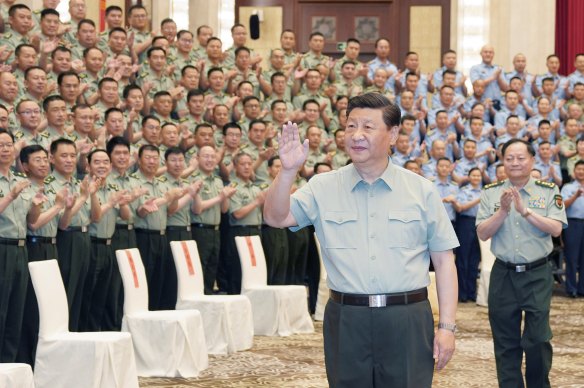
[567,155,584,178]
[230,70,260,97]
[557,134,577,174]
[223,46,259,70]
[0,171,33,362]
[283,50,298,66]
[204,90,231,111]
[300,51,330,70]
[78,71,99,103]
[331,149,350,170]
[47,171,91,332]
[0,30,29,64]
[13,69,25,94]
[333,79,363,99]
[131,170,169,310]
[178,115,206,138]
[82,182,120,331]
[97,30,111,53]
[476,178,567,387]
[135,69,176,100]
[260,182,289,285]
[240,142,272,184]
[0,98,18,132]
[363,85,395,101]
[262,67,293,100]
[190,171,223,294]
[19,180,59,364]
[160,173,191,309]
[184,145,200,166]
[168,48,199,80]
[104,170,138,330]
[290,159,459,386]
[62,20,78,47]
[193,46,206,60]
[221,176,263,294]
[13,128,52,151]
[304,148,327,172]
[331,55,366,86]
[128,28,152,63]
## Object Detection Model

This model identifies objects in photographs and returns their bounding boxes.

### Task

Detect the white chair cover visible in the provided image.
[476,238,496,307]
[313,234,329,321]
[28,260,138,388]
[116,249,208,377]
[0,363,34,388]
[170,240,253,354]
[235,236,314,336]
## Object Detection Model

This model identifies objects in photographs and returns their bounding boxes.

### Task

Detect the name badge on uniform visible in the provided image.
[494,202,500,212]
[528,196,546,209]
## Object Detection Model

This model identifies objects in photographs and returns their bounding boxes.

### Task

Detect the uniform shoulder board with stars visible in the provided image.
[140,71,149,78]
[129,172,139,179]
[239,144,249,150]
[44,175,56,184]
[157,175,168,182]
[258,183,270,190]
[535,180,556,189]
[3,33,12,39]
[181,178,190,185]
[78,73,88,79]
[179,117,189,123]
[484,180,505,190]
[14,171,27,179]
[107,183,120,191]
[40,131,50,138]
[14,131,24,140]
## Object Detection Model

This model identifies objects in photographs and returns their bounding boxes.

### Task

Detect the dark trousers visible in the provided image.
[563,219,584,295]
[488,260,553,388]
[17,240,57,365]
[56,229,90,332]
[103,227,136,331]
[261,226,289,285]
[0,245,28,363]
[216,213,231,293]
[135,230,167,310]
[192,227,220,294]
[455,216,480,301]
[222,225,261,294]
[286,228,309,285]
[80,240,114,331]
[323,298,434,388]
[306,227,320,314]
[162,227,192,309]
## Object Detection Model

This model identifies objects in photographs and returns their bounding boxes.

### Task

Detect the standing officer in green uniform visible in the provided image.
[47,138,101,332]
[160,147,201,309]
[476,139,567,388]
[191,146,236,294]
[131,145,184,310]
[0,129,42,363]
[83,149,131,331]
[223,152,266,295]
[18,145,69,364]
[265,93,459,387]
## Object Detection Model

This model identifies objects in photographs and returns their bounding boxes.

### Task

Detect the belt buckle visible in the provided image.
[18,239,25,247]
[186,226,191,232]
[81,226,88,233]
[106,239,112,246]
[51,237,56,244]
[515,264,526,273]
[160,230,165,236]
[369,294,386,308]
[128,224,134,230]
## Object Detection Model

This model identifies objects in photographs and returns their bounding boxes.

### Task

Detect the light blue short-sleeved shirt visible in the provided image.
[289,159,459,294]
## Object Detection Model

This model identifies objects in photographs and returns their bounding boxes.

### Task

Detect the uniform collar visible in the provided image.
[52,170,74,185]
[502,177,536,195]
[345,157,395,191]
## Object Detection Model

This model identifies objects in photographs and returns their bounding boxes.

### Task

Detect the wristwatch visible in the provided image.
[438,322,457,333]
[522,208,533,218]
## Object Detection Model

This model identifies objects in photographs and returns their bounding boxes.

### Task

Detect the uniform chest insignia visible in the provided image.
[14,131,24,140]
[140,71,149,78]
[78,73,87,79]
[107,183,119,191]
[554,194,564,209]
[528,196,546,209]
[157,176,168,183]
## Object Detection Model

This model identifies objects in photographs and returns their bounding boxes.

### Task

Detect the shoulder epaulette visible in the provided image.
[107,183,120,191]
[78,73,87,79]
[426,129,436,137]
[33,9,41,14]
[484,180,505,190]
[157,175,168,182]
[258,183,270,190]
[179,117,189,123]
[40,131,50,138]
[181,178,189,185]
[535,180,556,189]
[13,171,27,178]
[139,71,149,78]
[3,33,12,39]
[44,175,56,184]
[129,173,139,179]
[239,144,248,150]
[13,131,23,140]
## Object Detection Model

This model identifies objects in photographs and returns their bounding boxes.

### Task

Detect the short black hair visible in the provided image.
[20,144,47,164]
[164,146,184,161]
[501,139,535,157]
[87,148,109,164]
[50,138,76,155]
[106,136,130,156]
[347,93,401,128]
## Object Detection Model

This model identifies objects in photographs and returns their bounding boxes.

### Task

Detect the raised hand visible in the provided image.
[10,180,30,199]
[278,121,309,172]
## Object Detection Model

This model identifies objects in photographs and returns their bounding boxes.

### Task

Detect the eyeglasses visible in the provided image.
[0,143,14,149]
[18,110,41,115]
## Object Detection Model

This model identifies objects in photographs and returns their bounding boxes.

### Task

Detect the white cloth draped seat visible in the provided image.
[116,249,208,377]
[235,236,314,336]
[28,260,139,388]
[0,363,34,388]
[476,238,496,307]
[170,240,253,354]
[313,234,329,321]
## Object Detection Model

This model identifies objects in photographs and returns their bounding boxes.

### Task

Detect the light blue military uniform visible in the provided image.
[470,62,504,101]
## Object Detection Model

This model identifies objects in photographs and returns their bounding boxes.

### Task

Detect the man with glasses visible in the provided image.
[14,99,50,156]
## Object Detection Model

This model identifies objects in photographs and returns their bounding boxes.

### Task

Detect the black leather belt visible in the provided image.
[135,228,166,236]
[63,226,88,233]
[330,288,428,307]
[27,236,56,245]
[115,224,134,230]
[495,257,549,273]
[0,237,26,247]
[191,223,219,230]
[231,225,261,229]
[91,237,112,246]
[166,225,191,232]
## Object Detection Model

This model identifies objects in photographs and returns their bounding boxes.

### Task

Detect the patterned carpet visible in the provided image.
[140,293,584,387]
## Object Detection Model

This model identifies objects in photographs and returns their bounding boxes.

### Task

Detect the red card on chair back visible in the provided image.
[244,236,256,267]
[125,250,140,288]
[180,241,195,276]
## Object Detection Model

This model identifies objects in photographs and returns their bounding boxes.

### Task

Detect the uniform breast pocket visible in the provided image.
[323,211,358,249]
[387,211,425,249]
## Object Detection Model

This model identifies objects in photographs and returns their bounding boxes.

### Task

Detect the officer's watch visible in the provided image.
[438,322,457,333]
[522,208,533,218]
